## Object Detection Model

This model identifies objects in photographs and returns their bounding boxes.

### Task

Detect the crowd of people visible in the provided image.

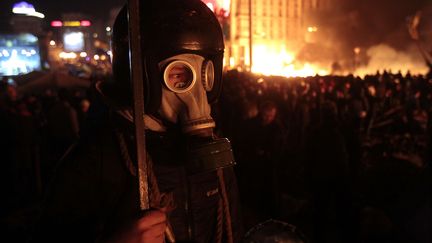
[214,70,431,243]
[0,69,430,242]
[0,80,90,241]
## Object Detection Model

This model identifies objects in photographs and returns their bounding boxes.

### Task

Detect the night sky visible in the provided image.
[0,0,126,21]
[0,0,431,52]
[0,0,429,21]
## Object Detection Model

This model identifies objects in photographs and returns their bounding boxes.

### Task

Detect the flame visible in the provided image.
[251,45,329,77]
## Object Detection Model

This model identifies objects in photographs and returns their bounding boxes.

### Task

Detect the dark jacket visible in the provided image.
[30,101,243,243]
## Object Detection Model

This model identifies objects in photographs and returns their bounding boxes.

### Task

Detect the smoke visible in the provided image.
[354,44,429,76]
[298,0,432,75]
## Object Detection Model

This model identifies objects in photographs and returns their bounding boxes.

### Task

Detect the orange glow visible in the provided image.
[63,21,81,27]
[250,45,329,77]
[202,0,230,15]
[307,26,318,33]
[354,47,361,54]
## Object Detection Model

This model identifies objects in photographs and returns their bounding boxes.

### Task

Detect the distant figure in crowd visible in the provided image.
[45,88,79,174]
[236,100,287,228]
[304,101,352,243]
[78,98,91,129]
[0,82,38,206]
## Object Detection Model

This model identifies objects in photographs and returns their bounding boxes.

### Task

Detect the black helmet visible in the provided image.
[103,0,224,114]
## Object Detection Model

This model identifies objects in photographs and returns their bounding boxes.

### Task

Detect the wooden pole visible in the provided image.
[127,0,149,210]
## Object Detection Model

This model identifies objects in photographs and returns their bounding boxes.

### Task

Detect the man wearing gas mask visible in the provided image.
[30,0,243,242]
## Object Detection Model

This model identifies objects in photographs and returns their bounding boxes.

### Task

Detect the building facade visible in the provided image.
[228,0,331,70]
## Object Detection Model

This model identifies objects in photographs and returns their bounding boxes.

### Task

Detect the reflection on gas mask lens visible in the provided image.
[164,62,195,93]
[169,66,189,88]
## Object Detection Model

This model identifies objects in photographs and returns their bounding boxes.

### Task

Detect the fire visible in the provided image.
[251,45,329,77]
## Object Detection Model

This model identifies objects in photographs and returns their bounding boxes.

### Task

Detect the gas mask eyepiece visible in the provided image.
[202,60,215,92]
[163,61,196,93]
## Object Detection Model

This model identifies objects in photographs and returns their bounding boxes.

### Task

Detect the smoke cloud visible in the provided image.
[303,0,432,74]
[354,44,429,76]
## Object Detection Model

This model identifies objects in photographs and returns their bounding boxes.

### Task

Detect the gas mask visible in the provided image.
[157,53,235,174]
[158,54,215,134]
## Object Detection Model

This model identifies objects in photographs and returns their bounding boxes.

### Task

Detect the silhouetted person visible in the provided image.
[45,88,79,181]
[0,81,39,243]
[304,101,352,243]
[237,100,287,228]
[29,1,243,242]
